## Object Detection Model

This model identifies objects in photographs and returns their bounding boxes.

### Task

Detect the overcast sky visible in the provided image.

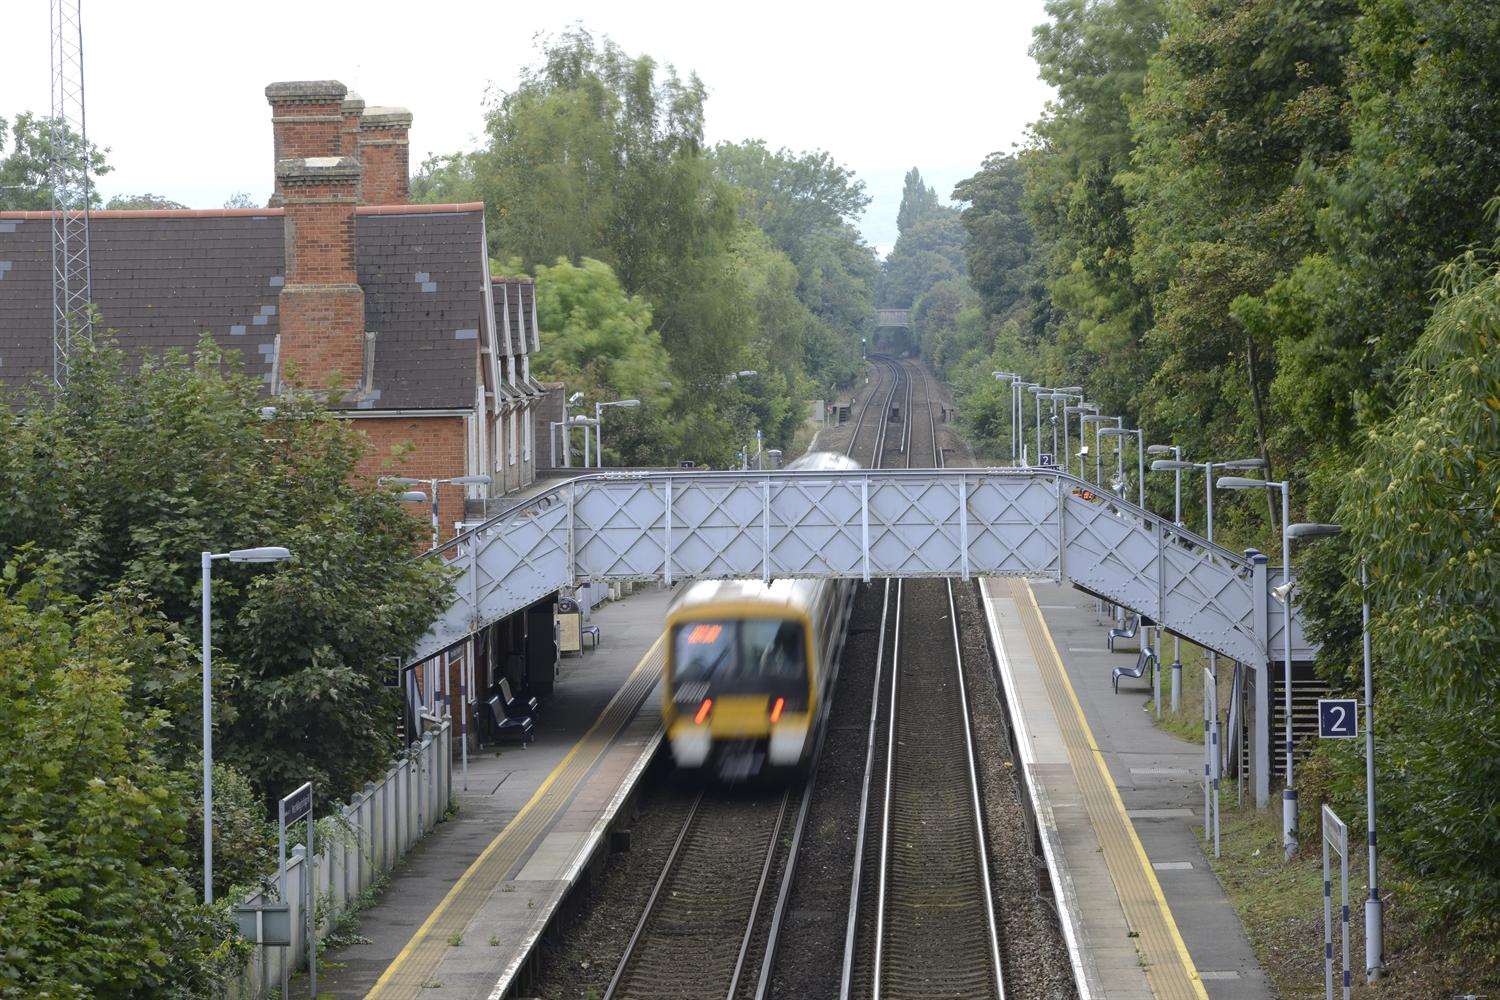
[5,0,1054,252]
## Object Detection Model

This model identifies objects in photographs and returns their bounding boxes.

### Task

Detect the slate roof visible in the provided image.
[0,204,488,411]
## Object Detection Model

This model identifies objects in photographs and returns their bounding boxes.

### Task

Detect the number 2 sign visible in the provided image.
[1318,698,1359,739]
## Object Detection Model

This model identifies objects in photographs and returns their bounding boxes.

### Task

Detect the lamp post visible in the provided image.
[1065,402,1098,479]
[1286,522,1381,981]
[594,398,641,468]
[1150,454,1266,806]
[1042,389,1082,471]
[1098,426,1145,508]
[563,391,585,468]
[1028,384,1048,465]
[202,545,293,904]
[1078,413,1118,489]
[1147,444,1185,714]
[384,475,493,549]
[1219,475,1297,859]
[992,371,1018,464]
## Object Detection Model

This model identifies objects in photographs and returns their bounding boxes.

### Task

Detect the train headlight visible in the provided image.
[693,698,713,725]
[769,697,785,724]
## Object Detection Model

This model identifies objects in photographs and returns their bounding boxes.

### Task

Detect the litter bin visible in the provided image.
[556,596,582,656]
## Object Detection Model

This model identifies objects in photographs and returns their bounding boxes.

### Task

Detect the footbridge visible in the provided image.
[413,467,1313,669]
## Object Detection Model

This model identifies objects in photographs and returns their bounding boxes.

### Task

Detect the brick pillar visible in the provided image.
[357,107,413,205]
[265,80,347,205]
[276,157,366,393]
[340,93,365,157]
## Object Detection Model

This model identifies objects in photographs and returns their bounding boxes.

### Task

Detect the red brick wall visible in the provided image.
[266,81,347,203]
[277,159,366,390]
[357,109,412,206]
[352,415,470,545]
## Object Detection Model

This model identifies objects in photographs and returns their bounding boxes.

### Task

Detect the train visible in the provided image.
[662,451,861,780]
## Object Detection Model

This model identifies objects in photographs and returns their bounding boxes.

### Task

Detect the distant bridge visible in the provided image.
[875,308,910,328]
[414,467,1312,670]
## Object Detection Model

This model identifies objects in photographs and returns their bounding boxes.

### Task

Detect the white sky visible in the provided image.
[3,0,1054,252]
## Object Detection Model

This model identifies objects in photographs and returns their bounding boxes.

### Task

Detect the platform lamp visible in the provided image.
[1285,522,1381,980]
[1065,402,1099,479]
[1097,426,1144,509]
[1145,445,1186,708]
[1219,474,1298,860]
[384,475,493,549]
[1078,413,1120,490]
[990,373,1014,464]
[1043,389,1083,472]
[1026,384,1050,465]
[594,398,641,468]
[201,545,293,904]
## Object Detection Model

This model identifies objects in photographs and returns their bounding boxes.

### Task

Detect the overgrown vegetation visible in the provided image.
[0,339,452,992]
[913,0,1500,959]
[414,29,876,467]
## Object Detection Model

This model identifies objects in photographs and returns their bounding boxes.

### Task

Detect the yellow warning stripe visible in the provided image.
[1009,579,1208,1000]
[368,637,664,998]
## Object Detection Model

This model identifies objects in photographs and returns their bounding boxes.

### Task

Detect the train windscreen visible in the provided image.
[670,619,807,697]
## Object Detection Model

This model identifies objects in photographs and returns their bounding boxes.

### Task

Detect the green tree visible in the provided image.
[1316,235,1500,939]
[895,167,943,236]
[0,339,451,809]
[0,111,111,211]
[953,153,1034,320]
[0,561,243,998]
[104,192,187,211]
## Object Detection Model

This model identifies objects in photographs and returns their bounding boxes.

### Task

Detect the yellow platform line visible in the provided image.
[368,638,664,999]
[1009,579,1207,1000]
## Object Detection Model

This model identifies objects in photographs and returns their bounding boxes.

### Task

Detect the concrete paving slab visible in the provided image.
[1024,579,1275,1000]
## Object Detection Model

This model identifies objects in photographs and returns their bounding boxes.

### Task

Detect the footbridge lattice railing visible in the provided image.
[412,468,1314,669]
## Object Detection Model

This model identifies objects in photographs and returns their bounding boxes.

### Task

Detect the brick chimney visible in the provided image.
[266,80,348,205]
[275,157,366,394]
[357,107,413,205]
[340,93,365,157]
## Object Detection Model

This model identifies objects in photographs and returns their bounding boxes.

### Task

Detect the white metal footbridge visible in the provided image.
[414,467,1313,669]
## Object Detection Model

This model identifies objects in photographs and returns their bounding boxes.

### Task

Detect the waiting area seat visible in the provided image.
[481,683,535,746]
[582,623,601,650]
[1112,644,1159,694]
[1107,613,1140,652]
[498,677,539,719]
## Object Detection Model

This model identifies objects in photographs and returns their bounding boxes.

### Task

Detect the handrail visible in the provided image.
[428,466,1253,569]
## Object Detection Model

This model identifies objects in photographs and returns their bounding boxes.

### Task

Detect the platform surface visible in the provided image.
[980,577,1273,999]
[316,585,673,999]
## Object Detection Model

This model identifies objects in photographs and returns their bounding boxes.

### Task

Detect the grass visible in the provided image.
[1143,641,1500,998]
[1205,801,1498,998]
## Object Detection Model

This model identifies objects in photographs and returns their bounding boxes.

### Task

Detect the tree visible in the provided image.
[0,561,243,998]
[0,111,111,211]
[895,167,943,236]
[0,339,452,809]
[222,192,259,210]
[1318,234,1500,939]
[953,153,1034,320]
[105,192,187,211]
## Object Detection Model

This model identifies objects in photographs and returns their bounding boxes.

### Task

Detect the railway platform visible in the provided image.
[981,576,1273,999]
[316,584,673,1000]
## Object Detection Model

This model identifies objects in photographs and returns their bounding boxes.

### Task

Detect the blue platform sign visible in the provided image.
[1317,698,1359,739]
[1038,452,1056,468]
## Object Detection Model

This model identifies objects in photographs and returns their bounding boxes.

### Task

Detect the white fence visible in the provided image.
[230,721,452,998]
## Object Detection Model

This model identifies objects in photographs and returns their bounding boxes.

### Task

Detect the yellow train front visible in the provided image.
[662,452,859,781]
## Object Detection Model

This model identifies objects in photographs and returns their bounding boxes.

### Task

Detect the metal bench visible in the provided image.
[1107,613,1140,652]
[481,689,534,746]
[581,623,601,650]
[1112,644,1159,694]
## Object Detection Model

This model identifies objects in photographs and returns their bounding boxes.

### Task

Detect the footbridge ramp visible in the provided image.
[413,468,1314,669]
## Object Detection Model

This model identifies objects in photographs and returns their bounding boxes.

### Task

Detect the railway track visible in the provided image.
[842,361,1007,1000]
[600,359,1006,1000]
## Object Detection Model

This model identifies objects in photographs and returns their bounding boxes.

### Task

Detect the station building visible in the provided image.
[0,79,560,746]
[0,79,545,537]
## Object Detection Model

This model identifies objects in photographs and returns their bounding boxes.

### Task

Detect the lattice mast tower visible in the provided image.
[50,0,94,385]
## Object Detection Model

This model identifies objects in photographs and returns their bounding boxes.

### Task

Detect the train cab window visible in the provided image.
[673,621,736,684]
[671,619,807,692]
